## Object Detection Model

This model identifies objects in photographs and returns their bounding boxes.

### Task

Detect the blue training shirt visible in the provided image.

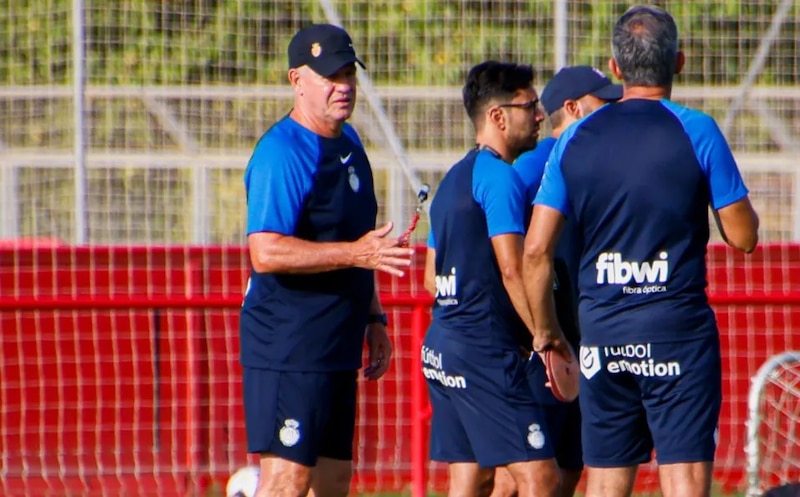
[515,137,554,204]
[426,148,528,349]
[534,99,748,346]
[241,116,377,372]
[514,137,582,349]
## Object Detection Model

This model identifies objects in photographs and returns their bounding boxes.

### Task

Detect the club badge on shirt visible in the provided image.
[348,166,360,192]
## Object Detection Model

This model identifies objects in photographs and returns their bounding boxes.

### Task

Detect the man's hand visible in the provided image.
[351,222,415,277]
[364,324,393,381]
[533,326,573,363]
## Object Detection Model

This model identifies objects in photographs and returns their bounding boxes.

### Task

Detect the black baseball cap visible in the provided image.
[288,24,365,77]
[540,66,623,115]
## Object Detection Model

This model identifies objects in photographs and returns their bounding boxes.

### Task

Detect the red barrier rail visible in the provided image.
[4,292,800,310]
[3,244,800,495]
[4,291,800,497]
[0,294,432,496]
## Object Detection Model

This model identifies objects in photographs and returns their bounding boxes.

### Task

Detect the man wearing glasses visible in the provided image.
[492,66,623,497]
[421,60,562,497]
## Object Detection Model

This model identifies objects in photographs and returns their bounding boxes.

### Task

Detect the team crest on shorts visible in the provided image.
[527,423,545,449]
[279,419,301,447]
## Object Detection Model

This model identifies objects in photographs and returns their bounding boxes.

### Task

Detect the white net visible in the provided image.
[746,352,800,497]
[3,1,796,245]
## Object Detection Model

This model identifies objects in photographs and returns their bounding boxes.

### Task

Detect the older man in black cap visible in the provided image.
[240,23,413,497]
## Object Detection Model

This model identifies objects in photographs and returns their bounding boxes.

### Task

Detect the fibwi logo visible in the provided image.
[435,267,458,306]
[595,251,669,295]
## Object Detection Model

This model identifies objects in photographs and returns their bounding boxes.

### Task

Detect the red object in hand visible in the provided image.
[543,348,579,402]
[398,212,421,247]
[397,183,430,248]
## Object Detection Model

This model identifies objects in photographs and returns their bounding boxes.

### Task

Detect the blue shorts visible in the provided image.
[242,367,357,467]
[578,334,721,467]
[423,329,554,468]
[526,355,584,471]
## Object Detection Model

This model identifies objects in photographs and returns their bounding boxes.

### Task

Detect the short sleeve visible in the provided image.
[691,118,749,210]
[472,153,526,238]
[427,229,435,249]
[533,137,572,216]
[513,137,556,206]
[244,135,316,235]
[659,100,749,210]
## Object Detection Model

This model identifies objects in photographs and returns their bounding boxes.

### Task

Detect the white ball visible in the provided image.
[225,465,260,497]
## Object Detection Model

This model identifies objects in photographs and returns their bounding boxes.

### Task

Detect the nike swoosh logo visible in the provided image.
[339,152,352,164]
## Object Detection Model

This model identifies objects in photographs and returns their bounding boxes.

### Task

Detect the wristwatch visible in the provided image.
[367,313,388,326]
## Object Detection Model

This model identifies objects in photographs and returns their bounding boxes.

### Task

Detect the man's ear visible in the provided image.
[563,99,580,118]
[675,51,685,75]
[486,106,506,131]
[609,57,623,81]
[288,68,301,93]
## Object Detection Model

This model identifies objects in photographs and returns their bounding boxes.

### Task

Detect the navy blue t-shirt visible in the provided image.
[514,137,581,349]
[426,148,528,350]
[535,99,748,346]
[240,116,377,371]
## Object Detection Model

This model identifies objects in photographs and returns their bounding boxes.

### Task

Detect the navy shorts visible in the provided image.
[526,354,584,471]
[242,367,357,467]
[423,329,554,468]
[578,334,721,467]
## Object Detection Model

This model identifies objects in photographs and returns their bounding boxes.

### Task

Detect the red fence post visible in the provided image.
[410,304,429,497]
[184,259,201,492]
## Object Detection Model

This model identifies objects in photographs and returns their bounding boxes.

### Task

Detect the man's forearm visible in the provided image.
[250,234,355,274]
[523,253,560,335]
[501,272,536,334]
[370,275,384,314]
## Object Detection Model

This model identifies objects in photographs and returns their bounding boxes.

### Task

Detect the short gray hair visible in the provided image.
[611,5,679,87]
[548,108,566,129]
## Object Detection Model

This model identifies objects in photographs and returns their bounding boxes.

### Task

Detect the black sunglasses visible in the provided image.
[497,99,540,111]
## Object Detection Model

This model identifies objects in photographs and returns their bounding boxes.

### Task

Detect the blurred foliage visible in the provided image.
[1,0,798,86]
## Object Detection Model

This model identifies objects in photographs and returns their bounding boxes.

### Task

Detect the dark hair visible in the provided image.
[462,61,535,124]
[611,5,679,87]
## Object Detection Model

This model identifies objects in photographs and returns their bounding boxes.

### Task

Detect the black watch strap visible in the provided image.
[368,313,388,326]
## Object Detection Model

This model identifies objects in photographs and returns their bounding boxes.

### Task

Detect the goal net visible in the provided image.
[746,351,800,497]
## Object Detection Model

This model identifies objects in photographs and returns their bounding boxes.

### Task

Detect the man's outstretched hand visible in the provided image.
[352,222,415,277]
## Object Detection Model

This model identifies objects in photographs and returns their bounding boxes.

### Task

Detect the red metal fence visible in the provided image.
[1,244,799,496]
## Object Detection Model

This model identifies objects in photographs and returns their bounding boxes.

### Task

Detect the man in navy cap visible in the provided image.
[491,66,622,497]
[517,65,623,291]
[240,23,413,497]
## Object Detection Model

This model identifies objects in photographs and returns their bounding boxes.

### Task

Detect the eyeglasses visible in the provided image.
[496,98,540,111]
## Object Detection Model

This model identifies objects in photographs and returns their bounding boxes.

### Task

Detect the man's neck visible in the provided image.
[619,84,672,102]
[474,134,515,163]
[289,106,343,138]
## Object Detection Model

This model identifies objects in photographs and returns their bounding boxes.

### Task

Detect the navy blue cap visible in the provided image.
[540,66,623,115]
[288,24,365,77]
